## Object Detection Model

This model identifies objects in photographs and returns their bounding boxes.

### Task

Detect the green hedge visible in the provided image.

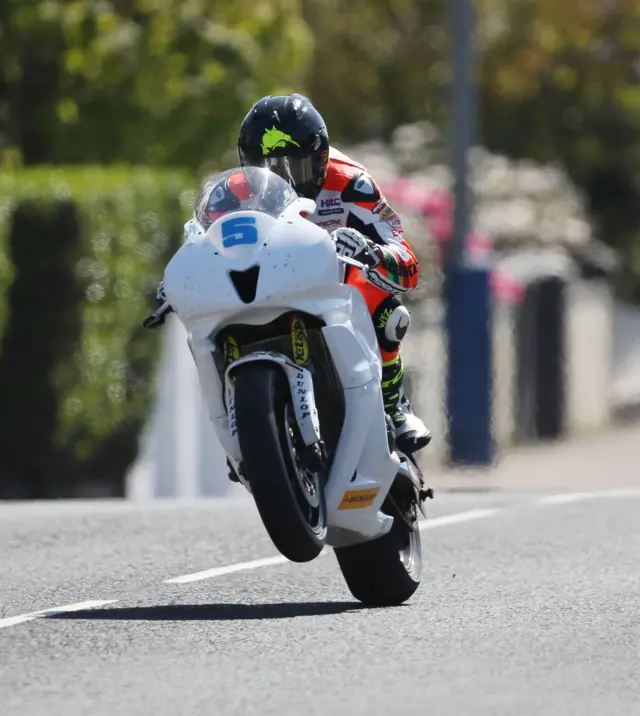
[0,166,196,498]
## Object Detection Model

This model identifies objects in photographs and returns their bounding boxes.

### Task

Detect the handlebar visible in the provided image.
[337,254,367,271]
[142,301,173,329]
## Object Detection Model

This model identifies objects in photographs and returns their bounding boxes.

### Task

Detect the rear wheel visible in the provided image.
[334,480,422,606]
[234,362,327,563]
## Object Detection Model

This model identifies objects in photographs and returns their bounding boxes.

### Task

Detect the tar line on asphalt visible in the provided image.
[2,490,640,632]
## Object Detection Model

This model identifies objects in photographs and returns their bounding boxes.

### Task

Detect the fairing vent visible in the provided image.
[229,265,260,304]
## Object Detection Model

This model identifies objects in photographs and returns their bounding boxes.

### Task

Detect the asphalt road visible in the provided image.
[1,435,640,715]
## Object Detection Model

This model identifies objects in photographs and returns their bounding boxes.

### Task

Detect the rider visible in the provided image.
[236,93,431,454]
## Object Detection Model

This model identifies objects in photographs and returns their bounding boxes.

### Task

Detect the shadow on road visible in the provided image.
[48,601,382,622]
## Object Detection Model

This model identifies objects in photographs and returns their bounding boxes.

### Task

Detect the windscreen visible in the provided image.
[194,166,299,230]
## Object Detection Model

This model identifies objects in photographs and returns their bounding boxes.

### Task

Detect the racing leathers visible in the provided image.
[308,147,430,453]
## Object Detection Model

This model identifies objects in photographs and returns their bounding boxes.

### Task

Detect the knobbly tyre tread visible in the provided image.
[233,362,326,563]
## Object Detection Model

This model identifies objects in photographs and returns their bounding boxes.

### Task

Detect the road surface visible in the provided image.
[1,427,640,716]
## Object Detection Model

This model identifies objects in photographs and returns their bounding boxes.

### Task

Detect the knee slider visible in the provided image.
[383,304,411,344]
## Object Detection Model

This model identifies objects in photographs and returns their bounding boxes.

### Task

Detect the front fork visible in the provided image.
[220,313,327,481]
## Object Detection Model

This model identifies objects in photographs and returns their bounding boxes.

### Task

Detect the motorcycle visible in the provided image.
[143,166,434,606]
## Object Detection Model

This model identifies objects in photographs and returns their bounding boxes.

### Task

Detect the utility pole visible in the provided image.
[444,0,494,466]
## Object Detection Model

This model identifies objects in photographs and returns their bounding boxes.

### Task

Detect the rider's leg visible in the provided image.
[345,269,431,453]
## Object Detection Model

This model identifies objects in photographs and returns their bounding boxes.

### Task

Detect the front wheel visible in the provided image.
[234,362,327,563]
[334,490,422,606]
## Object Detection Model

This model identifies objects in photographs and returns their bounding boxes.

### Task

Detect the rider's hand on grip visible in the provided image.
[330,228,381,268]
[142,280,173,329]
[156,280,168,306]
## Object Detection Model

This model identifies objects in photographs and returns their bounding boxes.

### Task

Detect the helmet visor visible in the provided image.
[259,152,328,199]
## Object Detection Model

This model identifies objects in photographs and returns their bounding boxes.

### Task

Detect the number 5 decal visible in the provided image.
[221,216,258,248]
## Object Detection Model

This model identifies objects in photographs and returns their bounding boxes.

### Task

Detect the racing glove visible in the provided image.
[156,280,169,307]
[142,279,173,328]
[330,228,382,268]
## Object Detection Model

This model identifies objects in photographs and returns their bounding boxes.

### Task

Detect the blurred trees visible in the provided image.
[3,0,636,265]
[0,0,638,498]
[303,0,640,297]
[0,167,193,498]
[478,0,640,299]
[0,0,313,497]
[0,0,311,168]
[301,0,450,142]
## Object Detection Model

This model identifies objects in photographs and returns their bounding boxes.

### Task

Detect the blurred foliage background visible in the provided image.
[0,0,638,497]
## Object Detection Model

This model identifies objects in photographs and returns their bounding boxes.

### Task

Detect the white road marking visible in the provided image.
[536,488,640,506]
[165,508,501,585]
[419,508,500,529]
[164,555,290,584]
[0,600,118,630]
[10,493,635,629]
[537,492,600,505]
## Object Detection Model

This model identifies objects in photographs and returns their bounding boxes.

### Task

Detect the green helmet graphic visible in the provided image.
[238,94,330,200]
[261,127,301,155]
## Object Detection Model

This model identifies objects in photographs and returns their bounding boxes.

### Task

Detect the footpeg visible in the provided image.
[420,487,435,501]
[227,458,241,483]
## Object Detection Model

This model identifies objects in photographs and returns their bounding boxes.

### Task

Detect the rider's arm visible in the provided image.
[339,171,420,295]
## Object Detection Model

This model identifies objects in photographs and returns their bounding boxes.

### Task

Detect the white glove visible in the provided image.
[156,280,168,305]
[330,228,381,267]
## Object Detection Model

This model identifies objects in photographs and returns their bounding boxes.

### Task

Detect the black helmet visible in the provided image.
[237,94,330,201]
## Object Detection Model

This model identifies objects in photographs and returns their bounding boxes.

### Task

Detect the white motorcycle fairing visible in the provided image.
[162,197,401,547]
